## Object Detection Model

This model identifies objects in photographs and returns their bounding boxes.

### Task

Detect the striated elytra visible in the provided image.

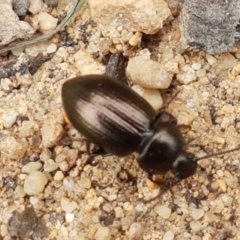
[62,74,198,179]
[62,74,155,156]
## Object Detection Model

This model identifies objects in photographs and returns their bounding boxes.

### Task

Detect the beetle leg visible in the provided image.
[154,109,177,125]
[85,141,111,157]
[105,52,130,86]
[91,145,112,157]
[84,141,112,167]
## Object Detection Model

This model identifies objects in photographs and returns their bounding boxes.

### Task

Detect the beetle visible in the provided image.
[62,73,240,181]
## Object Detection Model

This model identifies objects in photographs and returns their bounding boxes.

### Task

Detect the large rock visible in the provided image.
[89,0,172,34]
[181,0,240,54]
[0,1,34,47]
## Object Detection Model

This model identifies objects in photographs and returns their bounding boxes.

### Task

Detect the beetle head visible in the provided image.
[171,152,197,179]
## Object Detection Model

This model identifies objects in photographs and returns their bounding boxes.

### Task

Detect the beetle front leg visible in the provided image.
[85,141,112,167]
[147,172,167,185]
[154,109,177,126]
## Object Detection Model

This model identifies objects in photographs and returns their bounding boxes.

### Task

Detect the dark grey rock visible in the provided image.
[7,206,49,239]
[181,0,240,54]
[12,0,30,17]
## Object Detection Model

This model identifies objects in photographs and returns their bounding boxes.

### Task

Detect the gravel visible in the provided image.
[24,171,48,195]
[163,231,175,240]
[190,208,204,220]
[155,205,172,219]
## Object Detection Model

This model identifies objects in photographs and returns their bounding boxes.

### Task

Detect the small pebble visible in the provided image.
[216,170,224,177]
[114,206,124,219]
[47,43,57,54]
[126,54,172,89]
[61,201,77,213]
[41,121,64,148]
[177,65,196,84]
[24,171,48,195]
[219,194,233,207]
[212,136,225,144]
[73,49,105,75]
[95,226,111,240]
[1,224,8,237]
[29,196,40,205]
[211,181,219,190]
[123,202,133,212]
[25,41,49,57]
[231,62,240,76]
[217,53,238,70]
[204,212,217,222]
[163,231,174,240]
[4,177,16,189]
[205,54,217,65]
[190,220,201,231]
[39,148,51,161]
[59,161,69,172]
[132,85,163,110]
[128,222,142,240]
[0,136,27,159]
[107,194,117,202]
[191,208,204,220]
[66,213,75,223]
[224,176,238,188]
[44,159,59,172]
[38,12,58,33]
[216,179,227,192]
[63,177,75,191]
[18,121,34,138]
[196,69,206,78]
[191,62,201,70]
[1,78,12,91]
[28,0,43,14]
[61,225,68,237]
[164,60,179,74]
[155,205,172,219]
[129,32,142,46]
[2,109,18,128]
[78,177,91,189]
[22,162,42,174]
[54,171,64,181]
[14,185,26,198]
[162,48,174,62]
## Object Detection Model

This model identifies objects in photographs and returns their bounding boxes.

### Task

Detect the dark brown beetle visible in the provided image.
[62,53,240,184]
[62,74,240,180]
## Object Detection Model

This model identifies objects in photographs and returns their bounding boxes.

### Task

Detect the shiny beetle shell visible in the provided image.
[62,74,194,177]
[62,74,155,156]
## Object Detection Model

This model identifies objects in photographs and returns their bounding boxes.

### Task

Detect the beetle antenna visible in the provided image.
[196,145,240,162]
